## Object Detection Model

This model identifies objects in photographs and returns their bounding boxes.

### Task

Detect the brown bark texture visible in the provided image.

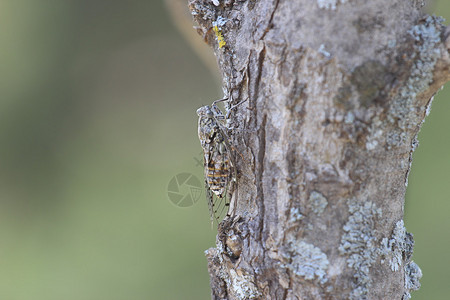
[189,0,450,299]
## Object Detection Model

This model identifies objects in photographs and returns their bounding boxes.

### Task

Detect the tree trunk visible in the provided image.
[189,0,450,299]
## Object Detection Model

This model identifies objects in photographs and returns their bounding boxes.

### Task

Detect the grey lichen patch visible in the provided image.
[288,207,304,223]
[387,16,444,140]
[229,269,261,299]
[317,0,347,10]
[380,220,422,298]
[215,15,228,26]
[407,16,443,94]
[339,198,382,299]
[282,239,329,283]
[380,220,414,271]
[404,261,422,299]
[309,191,328,215]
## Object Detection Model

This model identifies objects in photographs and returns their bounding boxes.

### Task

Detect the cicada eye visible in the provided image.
[197,106,211,117]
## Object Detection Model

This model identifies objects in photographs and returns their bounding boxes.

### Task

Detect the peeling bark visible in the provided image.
[189,0,450,299]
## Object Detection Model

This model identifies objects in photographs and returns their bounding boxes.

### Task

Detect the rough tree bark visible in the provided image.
[189,0,450,299]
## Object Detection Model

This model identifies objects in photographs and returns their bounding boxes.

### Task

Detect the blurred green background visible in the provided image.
[0,1,448,299]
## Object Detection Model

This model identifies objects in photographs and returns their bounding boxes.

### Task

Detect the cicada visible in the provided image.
[197,98,240,223]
